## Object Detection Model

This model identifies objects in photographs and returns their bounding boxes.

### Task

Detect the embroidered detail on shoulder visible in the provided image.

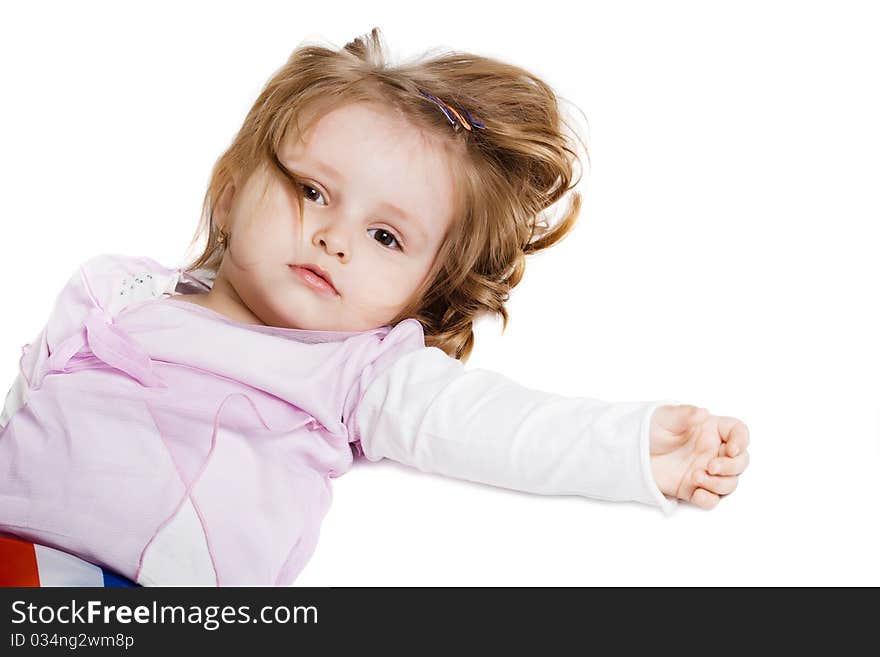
[108,270,180,316]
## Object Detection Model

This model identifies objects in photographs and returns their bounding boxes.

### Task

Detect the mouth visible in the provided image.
[289,264,339,296]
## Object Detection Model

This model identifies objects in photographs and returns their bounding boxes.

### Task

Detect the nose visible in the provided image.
[312,223,349,262]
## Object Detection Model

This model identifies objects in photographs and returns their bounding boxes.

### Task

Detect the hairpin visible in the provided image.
[419,90,485,132]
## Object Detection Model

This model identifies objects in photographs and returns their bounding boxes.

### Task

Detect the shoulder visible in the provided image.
[362,321,464,392]
[377,318,427,349]
[77,253,179,282]
[55,254,183,316]
[363,318,432,374]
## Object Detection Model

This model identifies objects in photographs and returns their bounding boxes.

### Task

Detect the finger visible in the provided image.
[708,451,749,476]
[717,416,750,457]
[697,473,739,496]
[690,487,720,510]
[678,465,708,502]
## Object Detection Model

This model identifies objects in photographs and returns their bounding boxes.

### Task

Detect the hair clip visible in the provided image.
[419,90,485,132]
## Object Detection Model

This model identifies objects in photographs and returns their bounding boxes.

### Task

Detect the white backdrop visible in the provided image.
[1,1,877,586]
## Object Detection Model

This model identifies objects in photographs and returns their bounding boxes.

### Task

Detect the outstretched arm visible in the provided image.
[354,347,688,514]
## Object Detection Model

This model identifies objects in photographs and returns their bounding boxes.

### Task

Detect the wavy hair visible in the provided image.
[184,27,588,362]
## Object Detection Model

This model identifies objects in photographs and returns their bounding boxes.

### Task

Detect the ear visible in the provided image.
[215,181,236,226]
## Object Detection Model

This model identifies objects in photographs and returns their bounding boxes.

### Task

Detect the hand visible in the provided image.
[648,405,750,510]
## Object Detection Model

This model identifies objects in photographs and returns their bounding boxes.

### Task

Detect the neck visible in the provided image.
[201,270,266,326]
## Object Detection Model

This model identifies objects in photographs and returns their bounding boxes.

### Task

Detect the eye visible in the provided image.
[300,183,326,206]
[368,228,403,251]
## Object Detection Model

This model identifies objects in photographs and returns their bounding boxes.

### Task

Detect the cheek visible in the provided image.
[235,212,295,262]
[232,178,299,240]
[361,262,425,306]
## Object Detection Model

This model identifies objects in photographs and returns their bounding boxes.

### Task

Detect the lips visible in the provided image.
[291,263,338,294]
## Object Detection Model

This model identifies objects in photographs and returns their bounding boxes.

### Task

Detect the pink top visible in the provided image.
[1,254,680,586]
[0,254,425,585]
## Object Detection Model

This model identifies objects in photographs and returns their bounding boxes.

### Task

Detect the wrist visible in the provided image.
[640,401,685,514]
[650,452,676,499]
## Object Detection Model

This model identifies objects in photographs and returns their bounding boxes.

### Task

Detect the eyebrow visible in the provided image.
[307,158,343,181]
[377,201,428,243]
[291,158,429,244]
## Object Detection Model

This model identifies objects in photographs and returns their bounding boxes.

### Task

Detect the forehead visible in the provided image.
[280,102,461,243]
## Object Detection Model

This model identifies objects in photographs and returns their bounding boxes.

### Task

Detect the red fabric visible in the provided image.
[0,536,40,587]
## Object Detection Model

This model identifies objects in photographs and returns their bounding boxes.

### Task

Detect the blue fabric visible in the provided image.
[101,568,139,587]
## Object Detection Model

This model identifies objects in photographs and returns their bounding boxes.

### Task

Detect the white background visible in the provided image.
[1,1,877,586]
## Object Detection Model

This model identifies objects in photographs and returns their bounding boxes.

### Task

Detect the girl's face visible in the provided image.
[211,101,458,332]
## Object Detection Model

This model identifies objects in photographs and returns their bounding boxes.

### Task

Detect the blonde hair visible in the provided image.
[185,27,587,362]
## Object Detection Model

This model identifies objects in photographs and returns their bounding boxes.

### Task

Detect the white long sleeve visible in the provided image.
[355,346,679,515]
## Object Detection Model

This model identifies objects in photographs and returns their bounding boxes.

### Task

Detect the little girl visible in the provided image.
[0,28,749,586]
